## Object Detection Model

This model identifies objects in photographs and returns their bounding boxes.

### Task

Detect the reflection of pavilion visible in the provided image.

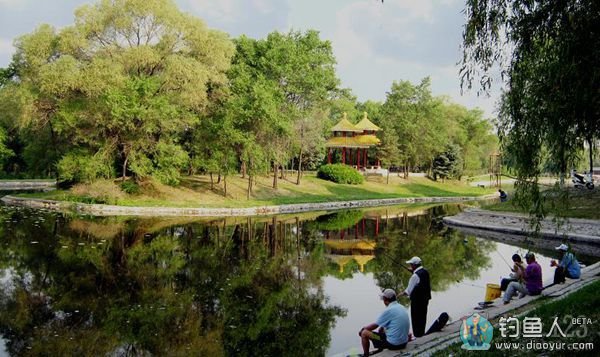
[324,239,376,273]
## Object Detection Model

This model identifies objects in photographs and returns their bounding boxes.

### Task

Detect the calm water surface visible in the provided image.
[0,203,592,356]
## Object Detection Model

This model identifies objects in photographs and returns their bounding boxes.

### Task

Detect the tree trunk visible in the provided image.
[273,162,278,189]
[217,173,221,184]
[241,161,246,179]
[247,176,251,200]
[210,173,214,190]
[296,148,303,185]
[386,170,390,184]
[223,175,227,197]
[122,154,129,182]
[588,137,594,180]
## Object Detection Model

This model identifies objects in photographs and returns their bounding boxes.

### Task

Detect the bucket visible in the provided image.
[484,283,501,302]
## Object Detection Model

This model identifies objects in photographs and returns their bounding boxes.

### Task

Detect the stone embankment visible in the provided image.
[0,180,56,191]
[0,194,496,217]
[443,209,600,257]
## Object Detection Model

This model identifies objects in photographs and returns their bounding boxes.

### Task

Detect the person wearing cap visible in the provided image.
[551,244,581,284]
[358,288,410,356]
[402,256,431,337]
[503,252,543,304]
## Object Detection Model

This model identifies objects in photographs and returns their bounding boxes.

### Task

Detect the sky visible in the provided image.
[0,0,501,117]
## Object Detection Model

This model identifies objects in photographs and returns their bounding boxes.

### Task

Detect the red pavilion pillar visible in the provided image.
[364,149,368,168]
[357,148,361,170]
[328,148,332,164]
[342,147,346,164]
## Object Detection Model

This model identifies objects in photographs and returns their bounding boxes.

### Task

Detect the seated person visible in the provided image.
[358,289,410,356]
[503,252,542,304]
[551,244,581,284]
[500,254,525,291]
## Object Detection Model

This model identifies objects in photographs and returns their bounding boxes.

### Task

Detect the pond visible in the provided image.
[0,202,595,356]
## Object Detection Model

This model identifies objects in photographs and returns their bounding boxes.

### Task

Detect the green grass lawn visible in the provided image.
[434,279,600,356]
[13,173,495,208]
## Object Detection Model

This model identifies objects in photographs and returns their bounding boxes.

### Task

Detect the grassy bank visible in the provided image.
[484,189,600,220]
[14,173,494,208]
[434,279,600,356]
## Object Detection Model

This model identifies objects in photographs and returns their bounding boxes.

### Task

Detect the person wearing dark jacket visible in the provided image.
[402,256,431,337]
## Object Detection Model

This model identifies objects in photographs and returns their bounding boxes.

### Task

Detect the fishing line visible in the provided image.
[456,281,486,289]
[495,250,513,270]
[380,250,413,273]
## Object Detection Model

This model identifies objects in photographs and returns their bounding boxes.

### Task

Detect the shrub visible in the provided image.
[71,180,125,204]
[317,164,364,184]
[120,180,140,194]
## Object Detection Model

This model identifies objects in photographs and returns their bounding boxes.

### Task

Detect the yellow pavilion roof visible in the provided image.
[325,134,380,148]
[330,113,363,132]
[355,112,381,131]
[323,239,376,251]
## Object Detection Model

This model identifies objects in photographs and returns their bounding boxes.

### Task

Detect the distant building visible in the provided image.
[326,112,381,169]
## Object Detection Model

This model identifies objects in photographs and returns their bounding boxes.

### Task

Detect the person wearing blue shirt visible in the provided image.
[358,289,410,356]
[551,244,581,284]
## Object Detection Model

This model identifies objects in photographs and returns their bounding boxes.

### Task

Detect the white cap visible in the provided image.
[379,288,397,300]
[555,244,569,251]
[406,256,422,265]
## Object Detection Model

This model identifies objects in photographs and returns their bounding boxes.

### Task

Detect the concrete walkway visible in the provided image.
[353,262,600,357]
[443,209,600,244]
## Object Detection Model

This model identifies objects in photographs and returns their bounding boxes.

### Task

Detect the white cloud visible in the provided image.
[0,0,27,9]
[252,0,275,14]
[185,0,282,22]
[186,0,238,22]
[0,38,15,56]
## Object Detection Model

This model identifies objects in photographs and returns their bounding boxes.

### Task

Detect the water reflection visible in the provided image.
[0,203,588,356]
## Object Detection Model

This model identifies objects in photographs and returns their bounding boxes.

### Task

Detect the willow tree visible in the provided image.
[461,0,600,193]
[2,0,234,184]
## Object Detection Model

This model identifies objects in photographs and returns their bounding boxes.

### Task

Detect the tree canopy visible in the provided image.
[1,0,234,184]
[0,0,498,193]
[461,0,600,180]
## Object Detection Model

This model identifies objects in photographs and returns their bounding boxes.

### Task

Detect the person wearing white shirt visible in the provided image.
[402,256,431,337]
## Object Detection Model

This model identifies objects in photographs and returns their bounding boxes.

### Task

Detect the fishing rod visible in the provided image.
[495,250,513,270]
[456,280,486,289]
[381,250,413,274]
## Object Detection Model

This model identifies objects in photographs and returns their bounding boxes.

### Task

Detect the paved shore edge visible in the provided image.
[1,194,496,217]
[0,180,56,190]
[443,209,600,244]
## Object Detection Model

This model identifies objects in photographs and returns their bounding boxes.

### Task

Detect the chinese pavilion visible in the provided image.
[326,112,381,169]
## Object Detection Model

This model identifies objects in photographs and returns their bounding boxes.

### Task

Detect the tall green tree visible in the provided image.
[377,127,401,184]
[381,78,446,177]
[0,0,234,184]
[223,30,339,192]
[461,0,600,207]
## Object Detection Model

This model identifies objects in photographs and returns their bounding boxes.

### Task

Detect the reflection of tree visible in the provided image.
[372,207,494,294]
[310,210,364,231]
[220,238,344,357]
[0,208,343,356]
